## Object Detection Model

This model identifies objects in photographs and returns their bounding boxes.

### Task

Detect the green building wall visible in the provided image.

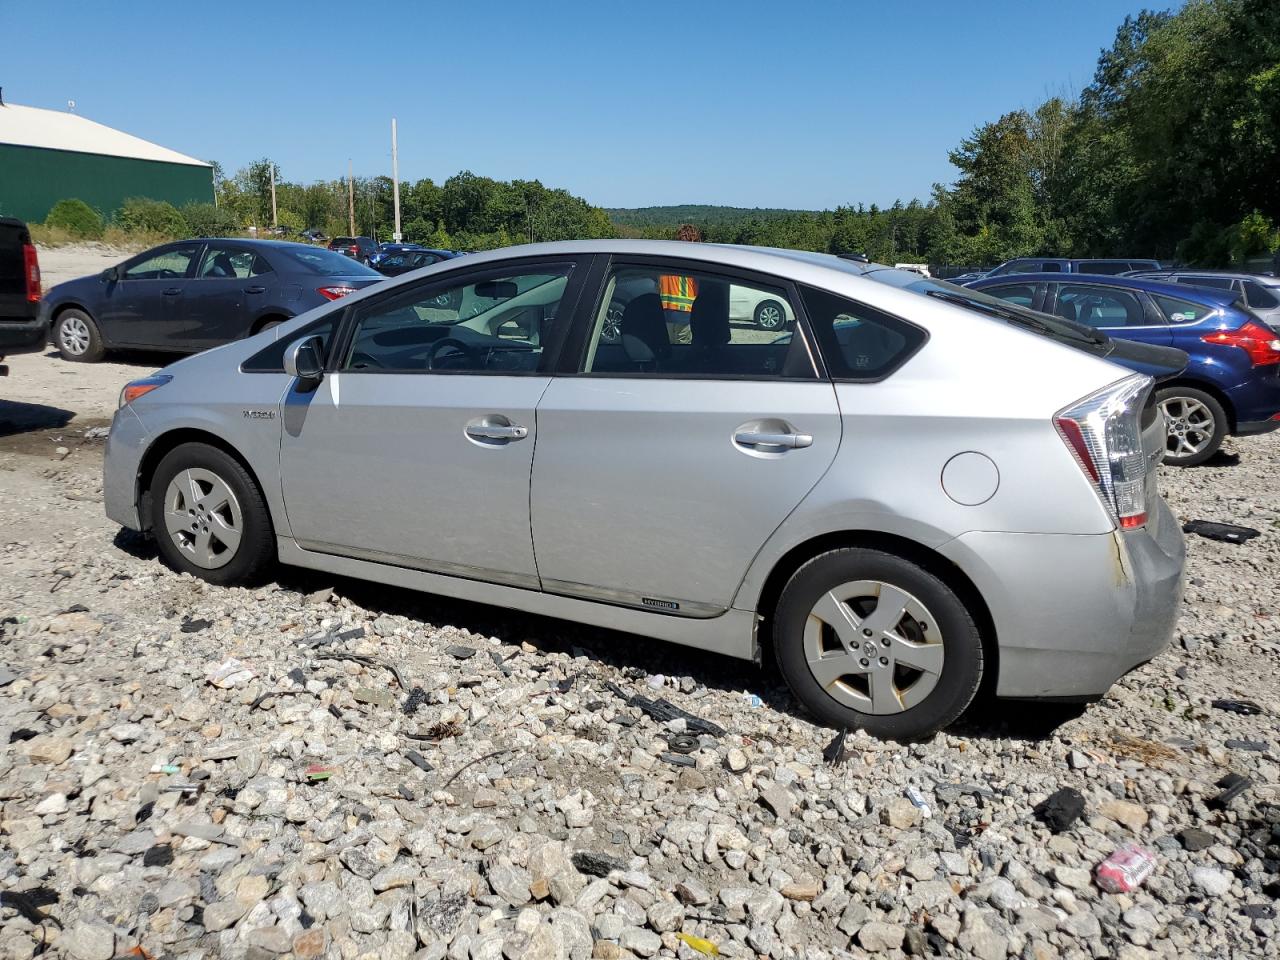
[0,143,213,223]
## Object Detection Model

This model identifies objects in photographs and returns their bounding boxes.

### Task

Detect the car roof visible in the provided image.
[972,272,1242,305]
[192,238,350,253]
[1133,268,1279,282]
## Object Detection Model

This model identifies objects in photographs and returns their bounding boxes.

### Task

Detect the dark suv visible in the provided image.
[327,236,379,264]
[983,257,1161,278]
[0,217,46,374]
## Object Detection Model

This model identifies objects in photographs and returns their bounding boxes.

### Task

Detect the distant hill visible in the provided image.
[606,204,816,230]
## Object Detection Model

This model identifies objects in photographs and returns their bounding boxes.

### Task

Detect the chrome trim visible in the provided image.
[294,539,541,591]
[540,577,726,619]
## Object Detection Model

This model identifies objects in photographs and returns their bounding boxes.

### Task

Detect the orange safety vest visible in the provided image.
[659,275,698,313]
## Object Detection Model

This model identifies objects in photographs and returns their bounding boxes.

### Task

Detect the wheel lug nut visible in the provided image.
[879,657,889,666]
[880,638,890,647]
[862,629,872,637]
[859,658,869,668]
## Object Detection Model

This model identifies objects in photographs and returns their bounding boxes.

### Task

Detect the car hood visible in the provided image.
[46,274,104,302]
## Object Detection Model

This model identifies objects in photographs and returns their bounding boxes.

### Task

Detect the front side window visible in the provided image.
[342,265,573,374]
[1055,284,1147,328]
[242,312,340,372]
[582,266,813,378]
[981,282,1036,308]
[1151,294,1214,325]
[198,245,272,279]
[124,244,200,281]
[800,286,926,380]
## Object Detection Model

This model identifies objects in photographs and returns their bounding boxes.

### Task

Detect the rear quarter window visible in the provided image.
[1151,294,1214,325]
[800,286,927,381]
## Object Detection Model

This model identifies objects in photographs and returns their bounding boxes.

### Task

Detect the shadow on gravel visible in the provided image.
[112,528,157,560]
[42,347,178,370]
[265,564,1090,744]
[0,399,75,438]
[1200,449,1241,468]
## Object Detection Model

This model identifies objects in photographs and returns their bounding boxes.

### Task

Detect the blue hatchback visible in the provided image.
[969,273,1280,465]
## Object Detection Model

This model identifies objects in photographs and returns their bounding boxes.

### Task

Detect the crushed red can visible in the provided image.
[1095,842,1157,893]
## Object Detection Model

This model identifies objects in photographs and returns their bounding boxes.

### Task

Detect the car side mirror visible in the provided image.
[284,335,325,383]
[101,266,120,282]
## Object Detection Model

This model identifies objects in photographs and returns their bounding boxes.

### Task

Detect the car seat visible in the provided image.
[620,293,670,369]
[207,253,237,278]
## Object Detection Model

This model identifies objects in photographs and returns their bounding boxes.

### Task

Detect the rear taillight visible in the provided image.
[1201,320,1280,366]
[1054,374,1153,530]
[22,243,41,302]
[317,285,358,301]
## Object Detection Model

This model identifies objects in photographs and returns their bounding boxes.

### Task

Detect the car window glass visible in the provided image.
[1243,280,1279,309]
[1077,261,1128,275]
[242,312,340,372]
[1040,262,1062,272]
[1007,261,1041,274]
[343,265,573,374]
[198,246,273,279]
[1177,276,1234,290]
[124,245,200,280]
[1055,285,1147,328]
[800,285,926,380]
[982,283,1036,308]
[1151,294,1213,324]
[581,267,813,379]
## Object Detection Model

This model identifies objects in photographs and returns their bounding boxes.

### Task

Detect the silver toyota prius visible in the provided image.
[102,241,1185,739]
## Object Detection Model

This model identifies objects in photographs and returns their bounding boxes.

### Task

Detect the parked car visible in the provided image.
[102,240,1185,739]
[43,240,384,363]
[372,248,463,277]
[946,271,988,285]
[300,229,328,244]
[0,216,46,374]
[968,273,1280,465]
[983,257,1162,278]
[1124,269,1280,330]
[328,236,379,264]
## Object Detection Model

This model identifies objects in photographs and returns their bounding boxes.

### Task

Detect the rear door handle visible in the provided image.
[162,288,181,296]
[734,430,813,449]
[245,285,267,294]
[465,423,528,441]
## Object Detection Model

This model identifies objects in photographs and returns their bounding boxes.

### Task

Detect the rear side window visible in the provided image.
[1242,280,1279,309]
[800,286,926,381]
[242,312,340,372]
[1055,285,1147,327]
[981,282,1036,307]
[1151,294,1214,325]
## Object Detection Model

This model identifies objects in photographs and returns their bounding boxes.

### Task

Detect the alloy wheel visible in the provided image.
[59,316,91,356]
[602,303,625,343]
[162,468,244,569]
[802,580,945,715]
[1159,395,1215,459]
[757,303,785,330]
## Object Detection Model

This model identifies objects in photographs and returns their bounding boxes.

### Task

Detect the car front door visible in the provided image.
[529,259,842,616]
[1046,282,1172,345]
[278,258,588,588]
[184,244,274,349]
[98,243,202,347]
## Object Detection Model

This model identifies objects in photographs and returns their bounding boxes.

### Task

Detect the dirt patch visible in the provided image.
[0,403,112,458]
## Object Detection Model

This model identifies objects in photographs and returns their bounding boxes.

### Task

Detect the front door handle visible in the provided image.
[734,430,813,449]
[245,285,267,294]
[162,287,181,296]
[465,421,528,441]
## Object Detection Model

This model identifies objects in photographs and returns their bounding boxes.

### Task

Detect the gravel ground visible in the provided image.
[2,261,1279,958]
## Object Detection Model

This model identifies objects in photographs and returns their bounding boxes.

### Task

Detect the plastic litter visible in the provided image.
[1095,842,1157,893]
[304,764,337,781]
[150,764,181,775]
[1209,772,1253,810]
[405,751,434,773]
[1183,520,1260,544]
[1212,698,1262,716]
[607,683,727,737]
[676,932,721,956]
[661,752,697,768]
[742,692,763,708]
[822,728,849,766]
[646,674,667,689]
[1034,786,1085,833]
[666,733,699,754]
[315,651,407,689]
[205,658,255,689]
[905,786,933,818]
[180,618,212,633]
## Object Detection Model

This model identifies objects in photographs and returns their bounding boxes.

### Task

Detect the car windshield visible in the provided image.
[864,270,1109,347]
[279,247,380,277]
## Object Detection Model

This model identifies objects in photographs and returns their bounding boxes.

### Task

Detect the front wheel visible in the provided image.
[149,443,275,586]
[55,309,106,362]
[1156,386,1226,466]
[754,299,788,331]
[773,548,983,740]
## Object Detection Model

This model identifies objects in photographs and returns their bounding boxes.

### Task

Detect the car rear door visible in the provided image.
[101,243,202,347]
[1046,281,1172,346]
[529,257,841,617]
[278,256,589,587]
[184,244,274,349]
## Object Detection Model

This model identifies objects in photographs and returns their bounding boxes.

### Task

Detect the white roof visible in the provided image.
[0,102,210,168]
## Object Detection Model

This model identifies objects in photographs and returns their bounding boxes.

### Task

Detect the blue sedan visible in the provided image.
[968,273,1280,465]
[42,240,385,363]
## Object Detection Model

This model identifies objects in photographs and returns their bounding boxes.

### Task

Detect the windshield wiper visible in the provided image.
[925,290,1108,346]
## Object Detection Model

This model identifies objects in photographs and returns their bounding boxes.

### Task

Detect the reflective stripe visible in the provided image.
[660,274,698,312]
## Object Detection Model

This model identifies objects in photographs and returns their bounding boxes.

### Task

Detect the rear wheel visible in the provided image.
[55,309,105,362]
[773,548,983,740]
[149,443,275,586]
[754,299,788,330]
[1156,386,1226,466]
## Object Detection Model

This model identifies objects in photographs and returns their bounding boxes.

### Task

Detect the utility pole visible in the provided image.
[269,163,278,227]
[391,118,402,243]
[347,160,356,237]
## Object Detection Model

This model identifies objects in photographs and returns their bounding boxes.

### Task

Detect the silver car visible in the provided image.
[1127,269,1280,330]
[103,241,1185,739]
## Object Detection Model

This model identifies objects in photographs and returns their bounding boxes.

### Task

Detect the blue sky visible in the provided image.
[4,0,1154,209]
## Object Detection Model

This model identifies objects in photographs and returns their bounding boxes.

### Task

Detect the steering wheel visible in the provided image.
[427,337,480,370]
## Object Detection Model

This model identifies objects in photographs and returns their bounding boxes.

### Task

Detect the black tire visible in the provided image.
[754,299,788,331]
[54,308,106,362]
[1155,385,1227,467]
[773,548,983,740]
[148,443,275,587]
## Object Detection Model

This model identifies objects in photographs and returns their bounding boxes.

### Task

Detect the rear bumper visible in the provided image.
[0,313,49,357]
[103,405,150,531]
[1234,416,1280,437]
[1225,375,1280,434]
[939,497,1185,699]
